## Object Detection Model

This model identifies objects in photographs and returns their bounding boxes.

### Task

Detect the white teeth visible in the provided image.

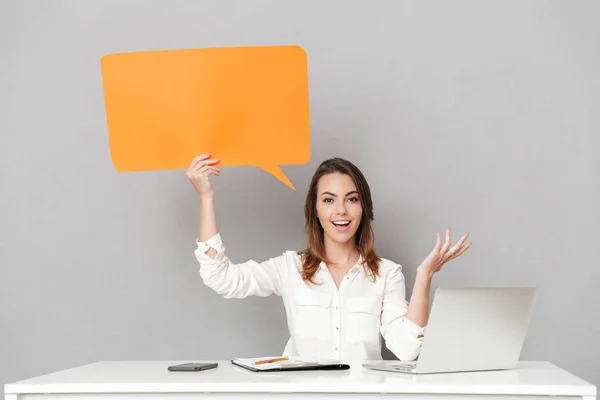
[332,221,350,226]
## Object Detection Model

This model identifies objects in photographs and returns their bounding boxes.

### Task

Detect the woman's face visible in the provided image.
[315,172,363,245]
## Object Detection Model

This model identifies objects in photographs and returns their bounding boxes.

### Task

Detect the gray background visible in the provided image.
[1,0,599,390]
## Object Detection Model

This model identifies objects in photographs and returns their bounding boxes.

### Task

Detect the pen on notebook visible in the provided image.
[253,357,289,365]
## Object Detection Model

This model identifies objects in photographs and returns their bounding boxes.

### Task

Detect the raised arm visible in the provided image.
[379,265,425,361]
[186,153,221,257]
[187,154,289,298]
[382,229,472,360]
[407,229,472,325]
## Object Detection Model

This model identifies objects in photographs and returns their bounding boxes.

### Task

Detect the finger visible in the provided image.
[191,158,220,174]
[448,233,469,255]
[435,232,442,252]
[459,241,473,254]
[188,155,220,175]
[441,227,451,253]
[187,153,210,171]
[197,166,221,177]
[448,241,472,260]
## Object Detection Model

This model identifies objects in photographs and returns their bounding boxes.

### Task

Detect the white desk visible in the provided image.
[4,360,596,400]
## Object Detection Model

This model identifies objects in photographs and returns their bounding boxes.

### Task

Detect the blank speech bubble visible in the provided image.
[100,45,310,190]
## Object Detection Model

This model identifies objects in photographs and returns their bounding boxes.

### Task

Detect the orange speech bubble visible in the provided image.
[100,45,310,190]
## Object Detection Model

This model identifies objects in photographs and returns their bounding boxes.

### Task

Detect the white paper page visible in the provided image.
[233,357,340,370]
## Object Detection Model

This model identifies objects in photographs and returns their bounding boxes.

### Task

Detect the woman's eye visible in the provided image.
[323,198,333,203]
[348,197,359,202]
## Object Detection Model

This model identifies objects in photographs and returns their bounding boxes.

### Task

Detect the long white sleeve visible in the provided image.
[379,265,426,361]
[194,233,290,298]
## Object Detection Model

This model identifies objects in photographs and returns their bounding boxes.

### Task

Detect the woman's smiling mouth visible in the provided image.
[332,220,351,232]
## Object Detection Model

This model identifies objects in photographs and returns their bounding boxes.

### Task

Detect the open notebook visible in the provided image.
[231,356,350,372]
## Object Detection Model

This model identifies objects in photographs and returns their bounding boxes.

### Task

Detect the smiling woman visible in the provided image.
[300,159,379,286]
[187,155,472,362]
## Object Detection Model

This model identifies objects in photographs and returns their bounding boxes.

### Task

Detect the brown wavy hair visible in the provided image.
[300,157,381,284]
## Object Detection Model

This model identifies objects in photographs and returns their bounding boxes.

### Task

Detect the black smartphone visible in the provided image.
[167,362,218,372]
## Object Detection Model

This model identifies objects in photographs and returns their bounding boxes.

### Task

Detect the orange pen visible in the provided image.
[252,357,289,365]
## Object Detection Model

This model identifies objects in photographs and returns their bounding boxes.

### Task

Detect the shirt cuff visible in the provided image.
[195,232,222,254]
[403,317,427,341]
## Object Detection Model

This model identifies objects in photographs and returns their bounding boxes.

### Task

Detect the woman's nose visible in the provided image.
[336,204,347,215]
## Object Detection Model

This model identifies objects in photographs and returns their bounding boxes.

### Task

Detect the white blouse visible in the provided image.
[195,233,426,362]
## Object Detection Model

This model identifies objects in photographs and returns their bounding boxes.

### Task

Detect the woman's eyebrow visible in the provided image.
[320,191,359,197]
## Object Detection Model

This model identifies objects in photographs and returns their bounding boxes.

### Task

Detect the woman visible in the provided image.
[188,154,471,362]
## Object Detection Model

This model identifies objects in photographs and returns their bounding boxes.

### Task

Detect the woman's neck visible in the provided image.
[324,235,360,266]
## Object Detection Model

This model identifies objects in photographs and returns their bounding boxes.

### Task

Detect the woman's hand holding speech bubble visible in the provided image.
[186,154,221,199]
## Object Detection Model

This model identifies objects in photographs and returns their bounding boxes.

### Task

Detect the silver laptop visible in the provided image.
[363,287,536,374]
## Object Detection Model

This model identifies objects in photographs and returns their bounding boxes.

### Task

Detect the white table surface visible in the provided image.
[4,360,596,399]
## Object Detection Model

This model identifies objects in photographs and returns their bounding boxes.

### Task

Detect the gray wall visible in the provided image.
[2,0,599,389]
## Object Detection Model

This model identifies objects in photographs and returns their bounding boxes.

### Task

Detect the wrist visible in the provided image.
[199,193,215,203]
[416,268,434,283]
